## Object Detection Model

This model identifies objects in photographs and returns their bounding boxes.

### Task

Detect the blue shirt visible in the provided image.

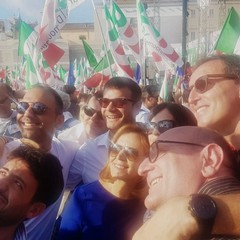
[57,181,145,240]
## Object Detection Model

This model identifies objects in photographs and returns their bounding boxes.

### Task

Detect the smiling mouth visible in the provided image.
[21,122,43,128]
[150,177,162,187]
[113,163,127,170]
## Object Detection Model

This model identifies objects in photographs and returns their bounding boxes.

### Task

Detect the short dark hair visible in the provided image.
[0,83,14,98]
[103,77,142,102]
[194,54,240,80]
[149,102,197,126]
[7,146,64,207]
[30,84,63,114]
[142,85,160,100]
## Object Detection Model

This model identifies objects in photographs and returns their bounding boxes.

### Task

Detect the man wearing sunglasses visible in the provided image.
[0,83,21,139]
[133,54,240,239]
[67,76,142,184]
[0,84,80,240]
[133,126,240,240]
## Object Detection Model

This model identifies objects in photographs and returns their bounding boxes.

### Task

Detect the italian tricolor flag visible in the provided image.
[214,7,240,54]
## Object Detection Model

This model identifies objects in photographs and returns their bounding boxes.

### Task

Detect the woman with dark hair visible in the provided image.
[147,102,197,144]
[57,124,149,240]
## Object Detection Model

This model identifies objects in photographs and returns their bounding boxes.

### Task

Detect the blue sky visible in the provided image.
[0,0,101,23]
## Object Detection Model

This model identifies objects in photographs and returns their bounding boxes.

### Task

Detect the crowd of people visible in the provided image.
[0,54,240,240]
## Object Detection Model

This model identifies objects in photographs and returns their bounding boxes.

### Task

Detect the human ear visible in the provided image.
[26,202,46,219]
[200,144,224,178]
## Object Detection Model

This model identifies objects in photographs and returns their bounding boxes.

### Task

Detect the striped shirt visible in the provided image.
[198,177,240,240]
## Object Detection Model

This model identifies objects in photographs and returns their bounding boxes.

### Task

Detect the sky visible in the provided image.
[0,0,102,24]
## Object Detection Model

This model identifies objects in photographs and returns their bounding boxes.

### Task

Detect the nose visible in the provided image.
[105,101,116,111]
[138,158,153,177]
[22,105,35,117]
[115,149,128,161]
[0,177,9,193]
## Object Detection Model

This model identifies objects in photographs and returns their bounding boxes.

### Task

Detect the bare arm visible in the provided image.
[132,194,240,240]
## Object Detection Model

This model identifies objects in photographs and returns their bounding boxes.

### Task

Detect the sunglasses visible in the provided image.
[0,97,8,104]
[188,74,238,97]
[16,102,48,115]
[83,105,102,118]
[109,142,139,161]
[147,120,178,134]
[149,140,205,163]
[98,98,135,108]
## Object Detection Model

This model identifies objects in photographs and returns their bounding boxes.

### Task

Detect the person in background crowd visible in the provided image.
[133,54,240,240]
[57,91,107,145]
[63,85,80,119]
[134,126,240,240]
[136,85,160,124]
[0,145,64,240]
[147,102,197,144]
[56,124,149,240]
[55,90,80,135]
[0,83,21,139]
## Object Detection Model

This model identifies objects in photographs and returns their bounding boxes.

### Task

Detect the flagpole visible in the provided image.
[91,0,113,77]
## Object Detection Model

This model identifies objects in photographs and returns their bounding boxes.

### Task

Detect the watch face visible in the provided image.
[191,194,217,219]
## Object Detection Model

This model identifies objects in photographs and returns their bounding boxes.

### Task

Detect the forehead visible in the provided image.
[103,87,132,99]
[190,60,226,84]
[23,88,55,106]
[152,109,174,122]
[116,132,143,149]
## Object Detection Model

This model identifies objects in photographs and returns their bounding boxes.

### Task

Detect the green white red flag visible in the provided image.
[111,1,140,65]
[104,3,134,79]
[37,0,85,53]
[137,0,183,68]
[214,7,240,54]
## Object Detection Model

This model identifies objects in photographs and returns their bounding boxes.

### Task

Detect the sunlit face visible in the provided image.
[138,144,204,210]
[0,159,38,225]
[109,132,147,182]
[101,88,138,131]
[188,60,240,134]
[82,96,107,138]
[148,109,175,145]
[17,88,63,143]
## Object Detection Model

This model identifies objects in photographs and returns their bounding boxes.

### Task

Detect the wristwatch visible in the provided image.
[188,194,217,239]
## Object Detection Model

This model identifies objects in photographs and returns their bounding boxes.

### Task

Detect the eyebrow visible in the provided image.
[1,167,27,190]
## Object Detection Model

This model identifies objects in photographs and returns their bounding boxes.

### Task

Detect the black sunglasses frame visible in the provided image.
[109,142,139,161]
[16,102,48,115]
[98,98,135,108]
[149,140,206,163]
[83,105,102,118]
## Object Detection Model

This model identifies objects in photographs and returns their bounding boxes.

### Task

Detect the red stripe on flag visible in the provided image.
[124,26,134,38]
[42,43,64,69]
[115,44,125,55]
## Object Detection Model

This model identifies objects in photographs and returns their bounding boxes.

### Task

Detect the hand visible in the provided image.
[132,196,199,240]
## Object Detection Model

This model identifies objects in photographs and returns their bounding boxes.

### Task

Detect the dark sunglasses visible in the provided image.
[0,97,8,104]
[147,120,178,134]
[188,74,238,97]
[83,105,102,118]
[109,142,139,161]
[149,140,205,163]
[98,98,135,108]
[16,102,48,115]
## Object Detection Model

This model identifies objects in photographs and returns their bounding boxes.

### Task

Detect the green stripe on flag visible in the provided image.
[214,7,240,53]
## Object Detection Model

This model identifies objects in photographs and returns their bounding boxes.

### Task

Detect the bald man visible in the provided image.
[134,126,240,240]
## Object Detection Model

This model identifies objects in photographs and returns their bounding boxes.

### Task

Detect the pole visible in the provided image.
[182,0,188,63]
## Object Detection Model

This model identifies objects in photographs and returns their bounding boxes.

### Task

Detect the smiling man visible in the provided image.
[134,126,240,240]
[0,145,64,240]
[188,54,240,149]
[67,76,142,184]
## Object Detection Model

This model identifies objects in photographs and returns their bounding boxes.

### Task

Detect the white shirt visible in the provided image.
[67,131,110,186]
[57,122,87,146]
[135,104,150,123]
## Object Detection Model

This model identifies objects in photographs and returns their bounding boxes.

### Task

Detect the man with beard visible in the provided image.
[0,145,63,240]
